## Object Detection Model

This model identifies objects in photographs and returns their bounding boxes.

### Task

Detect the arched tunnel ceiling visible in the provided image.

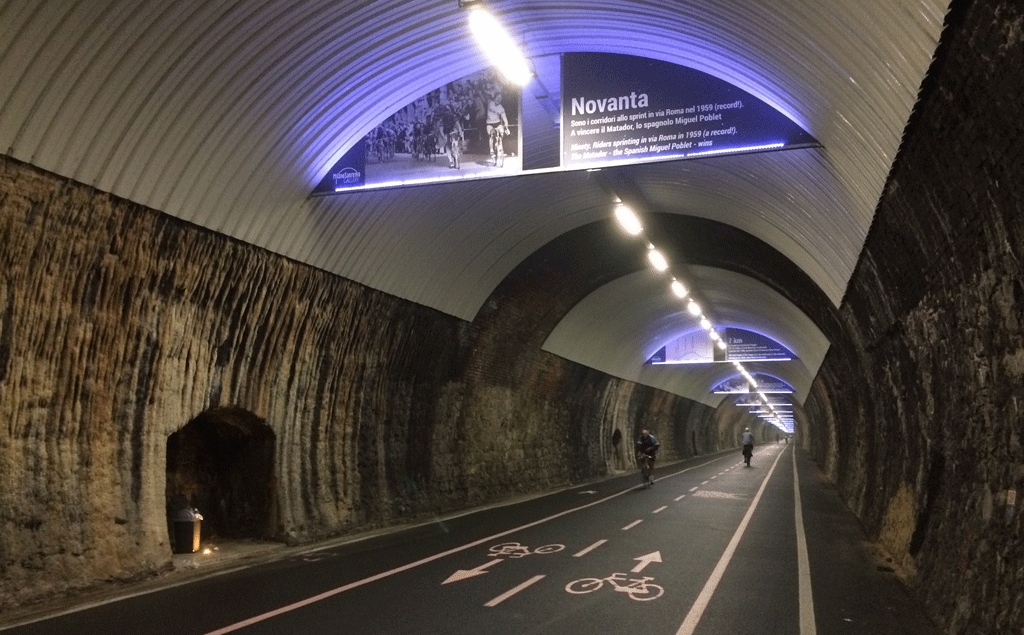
[543,266,829,408]
[0,1,950,407]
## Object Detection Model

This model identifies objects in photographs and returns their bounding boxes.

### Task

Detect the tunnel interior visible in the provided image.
[165,406,277,545]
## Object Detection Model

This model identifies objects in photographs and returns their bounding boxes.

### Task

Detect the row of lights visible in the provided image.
[613,203,785,429]
[463,2,787,432]
[614,202,726,349]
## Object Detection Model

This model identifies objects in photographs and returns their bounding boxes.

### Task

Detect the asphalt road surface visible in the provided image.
[2,446,940,634]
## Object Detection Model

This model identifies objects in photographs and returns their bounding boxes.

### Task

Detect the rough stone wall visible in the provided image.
[804,1,1024,632]
[0,156,469,606]
[0,154,721,609]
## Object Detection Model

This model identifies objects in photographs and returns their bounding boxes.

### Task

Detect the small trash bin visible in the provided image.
[173,508,203,554]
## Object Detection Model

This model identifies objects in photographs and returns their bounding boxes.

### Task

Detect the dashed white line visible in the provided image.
[202,452,741,634]
[653,505,668,513]
[485,575,546,607]
[622,520,643,530]
[574,540,606,557]
[674,494,687,501]
[689,486,698,492]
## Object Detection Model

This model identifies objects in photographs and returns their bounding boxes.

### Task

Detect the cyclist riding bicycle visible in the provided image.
[741,427,754,466]
[636,430,659,486]
[485,92,510,166]
[437,107,464,169]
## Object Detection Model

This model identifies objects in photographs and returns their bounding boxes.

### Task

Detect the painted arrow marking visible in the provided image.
[631,551,662,573]
[443,558,503,584]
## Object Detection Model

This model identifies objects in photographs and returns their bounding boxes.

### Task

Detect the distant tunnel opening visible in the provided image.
[166,406,277,545]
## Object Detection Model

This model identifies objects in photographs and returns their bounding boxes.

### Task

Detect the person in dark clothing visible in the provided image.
[436,107,464,169]
[741,427,754,466]
[636,429,660,487]
[637,429,659,459]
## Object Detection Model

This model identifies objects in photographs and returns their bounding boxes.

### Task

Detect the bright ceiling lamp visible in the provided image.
[670,279,688,298]
[717,340,727,350]
[468,7,532,86]
[614,204,643,236]
[687,300,701,316]
[647,247,669,272]
[699,317,711,330]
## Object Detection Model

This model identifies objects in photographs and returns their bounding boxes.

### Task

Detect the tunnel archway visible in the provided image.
[165,406,277,544]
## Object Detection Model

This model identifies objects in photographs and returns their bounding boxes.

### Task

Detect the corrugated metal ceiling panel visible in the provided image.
[0,0,949,404]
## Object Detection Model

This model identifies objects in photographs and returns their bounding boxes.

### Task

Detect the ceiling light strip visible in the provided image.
[611,200,786,431]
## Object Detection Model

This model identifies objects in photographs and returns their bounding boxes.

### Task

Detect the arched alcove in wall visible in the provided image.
[165,406,277,544]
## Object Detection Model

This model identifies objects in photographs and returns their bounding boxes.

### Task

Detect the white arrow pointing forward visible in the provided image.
[631,551,662,573]
[442,558,503,584]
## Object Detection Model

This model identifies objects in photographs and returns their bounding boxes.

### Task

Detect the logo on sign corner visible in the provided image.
[333,167,362,189]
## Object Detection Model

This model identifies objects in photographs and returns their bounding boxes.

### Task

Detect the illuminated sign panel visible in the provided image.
[646,331,714,363]
[314,54,818,195]
[560,53,817,169]
[722,329,792,361]
[713,374,793,394]
[736,401,791,408]
[647,328,793,364]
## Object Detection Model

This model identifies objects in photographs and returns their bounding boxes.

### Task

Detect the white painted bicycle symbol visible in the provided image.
[565,572,665,601]
[488,542,565,558]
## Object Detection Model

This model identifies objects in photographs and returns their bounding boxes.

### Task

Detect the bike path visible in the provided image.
[0,449,739,634]
[695,444,800,634]
[206,448,757,634]
[1,446,941,634]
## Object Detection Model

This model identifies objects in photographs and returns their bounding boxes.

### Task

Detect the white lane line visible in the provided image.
[710,476,718,480]
[701,480,709,485]
[574,540,607,557]
[204,452,738,634]
[485,575,546,607]
[794,447,817,634]
[622,519,643,530]
[674,447,786,635]
[653,506,668,514]
[689,487,698,492]
[674,494,686,501]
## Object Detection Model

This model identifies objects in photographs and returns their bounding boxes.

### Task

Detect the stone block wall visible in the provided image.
[804,0,1024,631]
[0,154,736,609]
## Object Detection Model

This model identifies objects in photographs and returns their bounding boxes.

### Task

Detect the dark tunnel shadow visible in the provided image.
[166,406,277,548]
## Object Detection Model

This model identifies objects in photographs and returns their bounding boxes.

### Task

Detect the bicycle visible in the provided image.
[488,124,506,167]
[413,132,435,162]
[488,542,564,558]
[565,572,664,601]
[445,130,463,169]
[636,452,654,488]
[372,137,389,163]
